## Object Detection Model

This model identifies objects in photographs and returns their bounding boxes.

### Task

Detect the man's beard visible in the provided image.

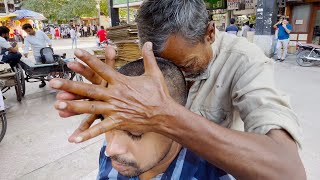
[110,155,142,177]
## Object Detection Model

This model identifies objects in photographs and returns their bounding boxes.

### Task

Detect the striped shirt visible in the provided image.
[97,146,235,180]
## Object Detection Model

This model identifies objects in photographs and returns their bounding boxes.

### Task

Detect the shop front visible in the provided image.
[287,0,320,45]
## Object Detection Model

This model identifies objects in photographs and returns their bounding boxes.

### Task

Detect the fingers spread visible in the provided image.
[74,49,119,84]
[67,62,102,85]
[57,91,85,101]
[68,114,98,143]
[105,46,116,68]
[142,42,161,75]
[74,118,117,143]
[50,79,107,100]
[54,100,114,115]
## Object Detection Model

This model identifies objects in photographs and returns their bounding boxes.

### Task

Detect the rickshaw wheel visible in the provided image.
[16,64,25,97]
[0,111,7,143]
[13,67,23,102]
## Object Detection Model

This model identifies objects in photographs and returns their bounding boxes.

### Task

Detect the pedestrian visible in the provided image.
[83,25,88,37]
[22,23,52,88]
[226,18,238,35]
[96,26,107,46]
[51,0,306,179]
[54,26,60,39]
[273,16,292,62]
[242,21,250,38]
[50,26,55,40]
[70,26,77,49]
[0,26,22,68]
[249,24,255,31]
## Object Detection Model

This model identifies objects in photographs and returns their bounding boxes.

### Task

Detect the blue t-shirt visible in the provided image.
[277,24,292,40]
[226,25,238,35]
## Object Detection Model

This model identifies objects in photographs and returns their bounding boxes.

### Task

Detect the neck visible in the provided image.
[139,142,182,180]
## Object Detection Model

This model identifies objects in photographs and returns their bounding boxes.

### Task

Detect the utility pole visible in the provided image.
[4,0,9,14]
[96,0,101,26]
[127,0,130,24]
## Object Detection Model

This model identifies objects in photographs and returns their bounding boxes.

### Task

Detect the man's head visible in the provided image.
[22,23,35,36]
[136,0,215,78]
[101,26,104,30]
[105,58,187,177]
[0,26,10,40]
[230,18,236,25]
[282,17,289,25]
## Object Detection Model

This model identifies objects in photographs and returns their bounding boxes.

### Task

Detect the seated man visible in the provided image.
[0,26,22,68]
[98,58,234,180]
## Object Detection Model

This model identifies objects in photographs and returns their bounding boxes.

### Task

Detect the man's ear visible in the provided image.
[205,21,215,44]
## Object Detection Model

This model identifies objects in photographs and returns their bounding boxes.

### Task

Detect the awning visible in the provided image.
[13,10,47,21]
[0,13,18,21]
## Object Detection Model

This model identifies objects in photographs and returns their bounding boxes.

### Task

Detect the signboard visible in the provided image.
[205,0,226,10]
[227,0,255,10]
[227,0,241,10]
[245,0,255,9]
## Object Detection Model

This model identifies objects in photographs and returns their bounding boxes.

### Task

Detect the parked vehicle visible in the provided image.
[296,43,320,67]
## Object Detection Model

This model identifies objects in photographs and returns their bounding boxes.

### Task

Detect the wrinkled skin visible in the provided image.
[51,42,175,142]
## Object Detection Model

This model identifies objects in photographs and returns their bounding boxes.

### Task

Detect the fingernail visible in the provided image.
[50,79,63,88]
[58,102,67,110]
[74,49,84,57]
[146,42,153,51]
[75,136,83,143]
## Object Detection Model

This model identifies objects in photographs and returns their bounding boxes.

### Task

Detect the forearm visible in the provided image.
[157,102,305,180]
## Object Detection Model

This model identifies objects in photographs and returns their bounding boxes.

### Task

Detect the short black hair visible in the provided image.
[118,57,188,105]
[230,18,236,24]
[22,23,33,30]
[0,26,10,36]
[101,26,104,29]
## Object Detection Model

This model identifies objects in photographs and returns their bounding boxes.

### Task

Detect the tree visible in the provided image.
[22,0,108,21]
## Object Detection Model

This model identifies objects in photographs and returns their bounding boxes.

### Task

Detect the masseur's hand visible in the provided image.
[50,42,174,143]
[55,47,115,118]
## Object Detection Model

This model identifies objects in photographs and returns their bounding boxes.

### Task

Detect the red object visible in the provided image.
[55,28,60,38]
[97,29,107,42]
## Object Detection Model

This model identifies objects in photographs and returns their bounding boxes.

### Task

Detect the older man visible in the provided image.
[50,0,306,179]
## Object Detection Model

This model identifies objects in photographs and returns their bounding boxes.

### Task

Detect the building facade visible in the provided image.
[286,0,320,45]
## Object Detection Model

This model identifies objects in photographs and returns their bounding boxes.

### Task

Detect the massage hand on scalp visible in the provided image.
[50,43,176,143]
[50,0,306,179]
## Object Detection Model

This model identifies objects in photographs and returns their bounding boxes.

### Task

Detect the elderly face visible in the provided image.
[160,35,213,78]
[105,130,173,177]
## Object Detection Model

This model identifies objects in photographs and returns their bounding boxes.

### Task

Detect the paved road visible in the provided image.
[0,38,319,179]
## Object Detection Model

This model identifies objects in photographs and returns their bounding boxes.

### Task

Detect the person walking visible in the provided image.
[273,17,292,62]
[226,18,238,35]
[70,27,77,49]
[242,21,250,38]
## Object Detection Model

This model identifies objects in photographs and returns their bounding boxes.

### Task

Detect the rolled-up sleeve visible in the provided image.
[231,54,302,146]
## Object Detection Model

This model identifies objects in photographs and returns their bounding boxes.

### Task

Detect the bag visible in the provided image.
[40,47,55,64]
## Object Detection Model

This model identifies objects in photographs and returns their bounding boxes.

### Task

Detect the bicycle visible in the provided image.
[0,90,7,143]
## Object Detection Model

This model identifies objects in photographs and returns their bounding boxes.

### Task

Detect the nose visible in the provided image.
[105,133,127,157]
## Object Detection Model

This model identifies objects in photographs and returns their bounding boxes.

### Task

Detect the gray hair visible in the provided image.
[136,0,209,56]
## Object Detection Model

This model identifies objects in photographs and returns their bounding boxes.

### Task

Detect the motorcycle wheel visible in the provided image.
[296,50,316,67]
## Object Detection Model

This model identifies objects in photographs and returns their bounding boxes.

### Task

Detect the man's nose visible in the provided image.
[105,135,127,157]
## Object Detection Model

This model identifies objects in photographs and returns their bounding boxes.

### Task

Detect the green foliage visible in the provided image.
[22,0,109,21]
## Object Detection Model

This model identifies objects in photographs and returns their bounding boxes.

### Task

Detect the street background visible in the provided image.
[0,37,319,180]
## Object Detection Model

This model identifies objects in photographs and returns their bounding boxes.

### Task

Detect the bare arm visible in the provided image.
[283,25,292,34]
[273,21,281,29]
[50,44,306,180]
[7,47,17,53]
[158,103,306,180]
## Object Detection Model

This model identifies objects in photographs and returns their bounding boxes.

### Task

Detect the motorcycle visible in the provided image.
[296,43,320,67]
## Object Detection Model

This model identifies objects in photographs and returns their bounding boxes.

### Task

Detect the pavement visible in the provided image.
[0,38,319,180]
